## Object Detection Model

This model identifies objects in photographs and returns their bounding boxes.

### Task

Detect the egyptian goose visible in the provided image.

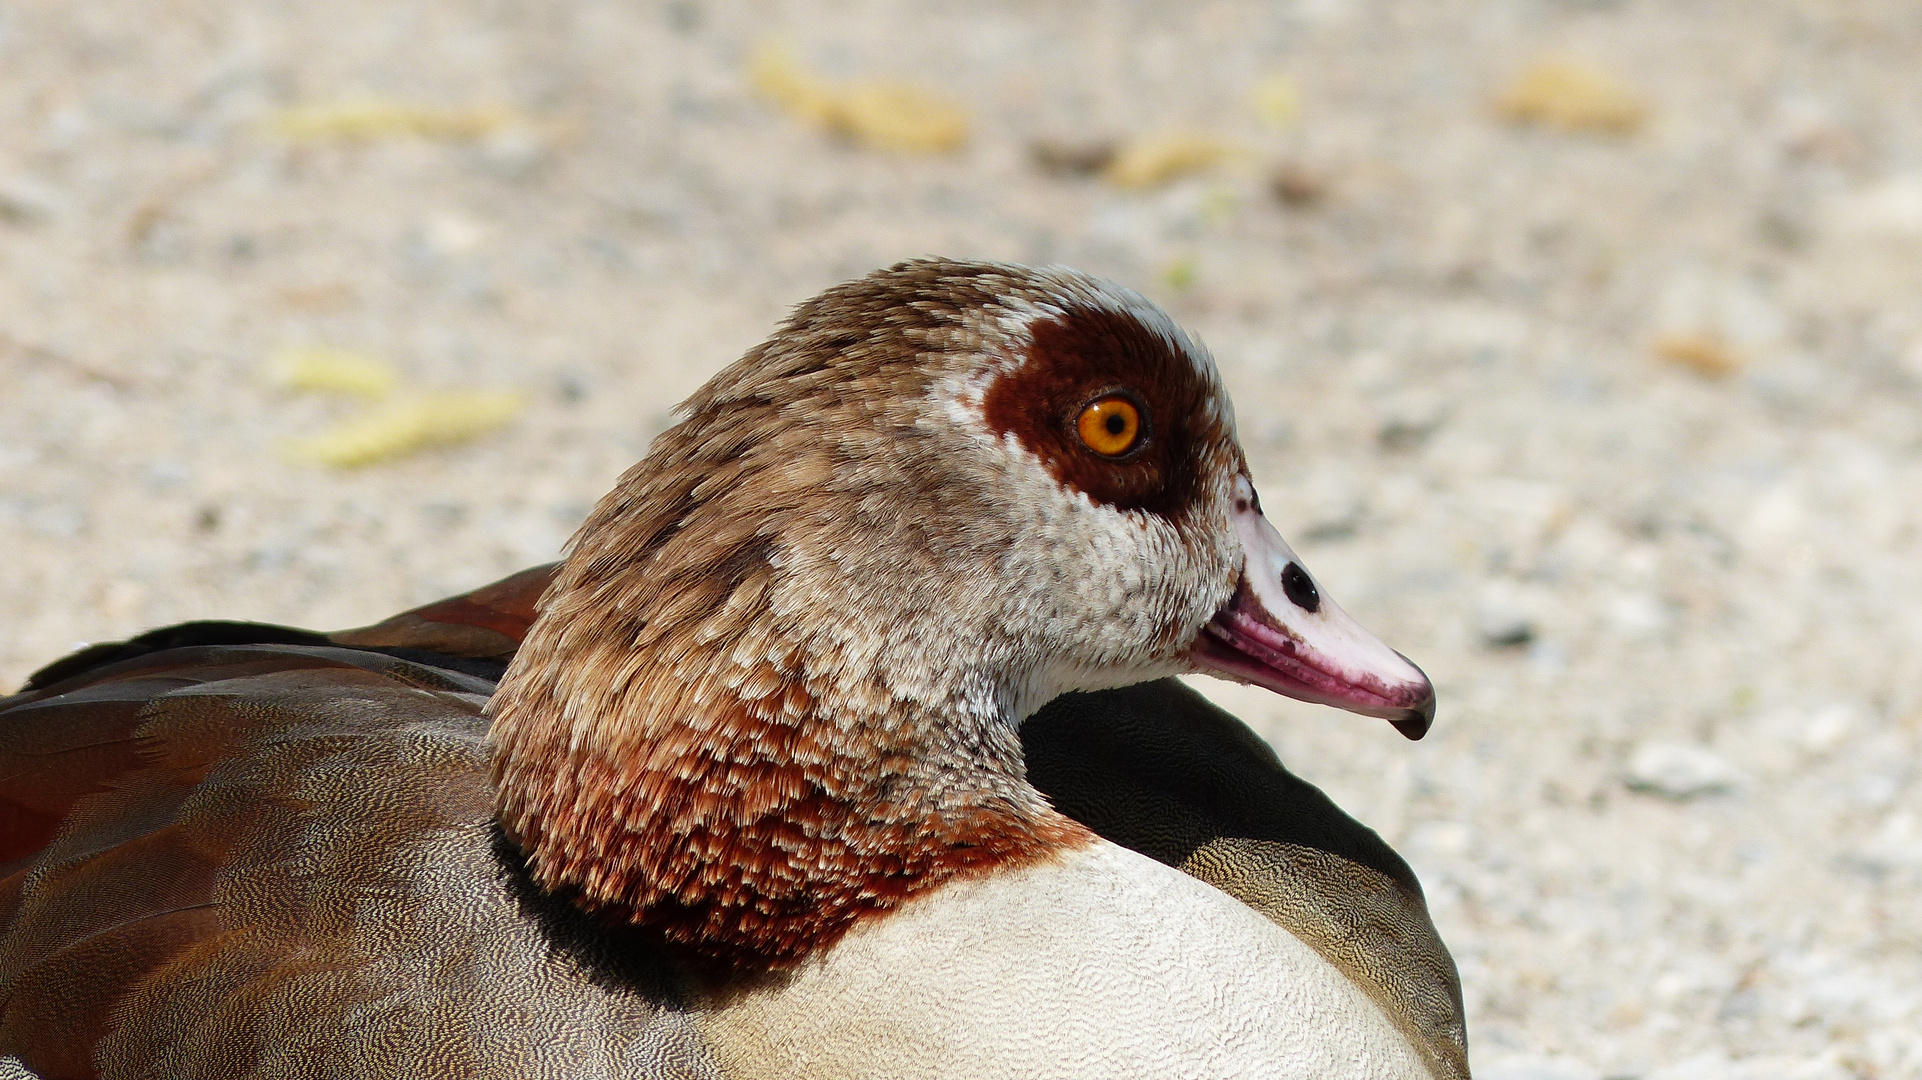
[0,260,1461,1079]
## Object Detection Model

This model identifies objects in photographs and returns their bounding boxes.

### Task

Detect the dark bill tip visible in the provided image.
[1387,652,1436,740]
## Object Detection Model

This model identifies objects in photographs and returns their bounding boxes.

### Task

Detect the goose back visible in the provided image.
[0,641,720,1079]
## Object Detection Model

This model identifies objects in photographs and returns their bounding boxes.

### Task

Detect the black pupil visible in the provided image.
[1104,412,1127,436]
[1281,562,1320,613]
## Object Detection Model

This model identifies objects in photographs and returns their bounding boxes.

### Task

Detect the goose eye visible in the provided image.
[1076,396,1143,457]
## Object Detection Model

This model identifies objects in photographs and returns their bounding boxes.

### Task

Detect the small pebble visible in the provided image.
[1473,1055,1602,1080]
[1800,703,1856,754]
[1376,392,1449,452]
[1409,820,1474,857]
[0,175,60,225]
[1269,164,1328,208]
[1831,176,1922,240]
[1647,1050,1853,1080]
[1623,742,1745,800]
[1475,583,1538,647]
[1653,332,1742,377]
[422,211,491,258]
[26,503,86,539]
[1606,592,1670,640]
[1029,138,1118,177]
[475,127,550,180]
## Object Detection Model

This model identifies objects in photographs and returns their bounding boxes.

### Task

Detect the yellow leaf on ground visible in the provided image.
[1160,256,1199,292]
[1252,74,1301,130]
[1653,332,1742,377]
[748,45,840,126]
[268,346,399,398]
[266,100,525,141]
[748,44,969,153]
[1199,186,1238,226]
[1103,134,1236,190]
[834,82,970,153]
[280,391,525,467]
[1495,57,1648,134]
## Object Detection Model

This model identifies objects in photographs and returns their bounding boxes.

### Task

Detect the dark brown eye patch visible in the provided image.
[981,306,1218,518]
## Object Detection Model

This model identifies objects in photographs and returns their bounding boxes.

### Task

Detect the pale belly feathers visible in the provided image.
[700,841,1431,1080]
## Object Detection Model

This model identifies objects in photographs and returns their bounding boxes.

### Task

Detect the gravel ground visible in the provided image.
[3,2,1920,1077]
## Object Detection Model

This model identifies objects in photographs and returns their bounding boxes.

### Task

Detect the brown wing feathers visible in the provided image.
[0,566,564,1076]
[1,643,717,1079]
[329,563,557,660]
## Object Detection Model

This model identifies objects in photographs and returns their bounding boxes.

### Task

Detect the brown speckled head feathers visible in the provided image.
[487,260,1253,970]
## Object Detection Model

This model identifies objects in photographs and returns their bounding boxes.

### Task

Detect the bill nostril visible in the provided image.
[1281,562,1320,613]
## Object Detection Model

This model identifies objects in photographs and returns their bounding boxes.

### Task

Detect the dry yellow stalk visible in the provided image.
[280,391,525,467]
[268,346,399,399]
[1103,134,1236,190]
[266,101,525,141]
[1495,57,1648,135]
[748,44,969,154]
[1653,332,1742,377]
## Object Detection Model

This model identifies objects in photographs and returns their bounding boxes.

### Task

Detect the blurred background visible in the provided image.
[2,1,1919,1076]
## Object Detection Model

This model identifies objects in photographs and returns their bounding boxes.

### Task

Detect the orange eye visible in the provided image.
[1076,396,1143,457]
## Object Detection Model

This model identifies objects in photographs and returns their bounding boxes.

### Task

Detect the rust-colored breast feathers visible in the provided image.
[491,485,1088,970]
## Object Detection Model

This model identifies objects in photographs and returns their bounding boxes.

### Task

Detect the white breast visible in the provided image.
[698,841,1433,1080]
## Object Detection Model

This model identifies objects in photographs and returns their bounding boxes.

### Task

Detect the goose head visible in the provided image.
[488,259,1433,970]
